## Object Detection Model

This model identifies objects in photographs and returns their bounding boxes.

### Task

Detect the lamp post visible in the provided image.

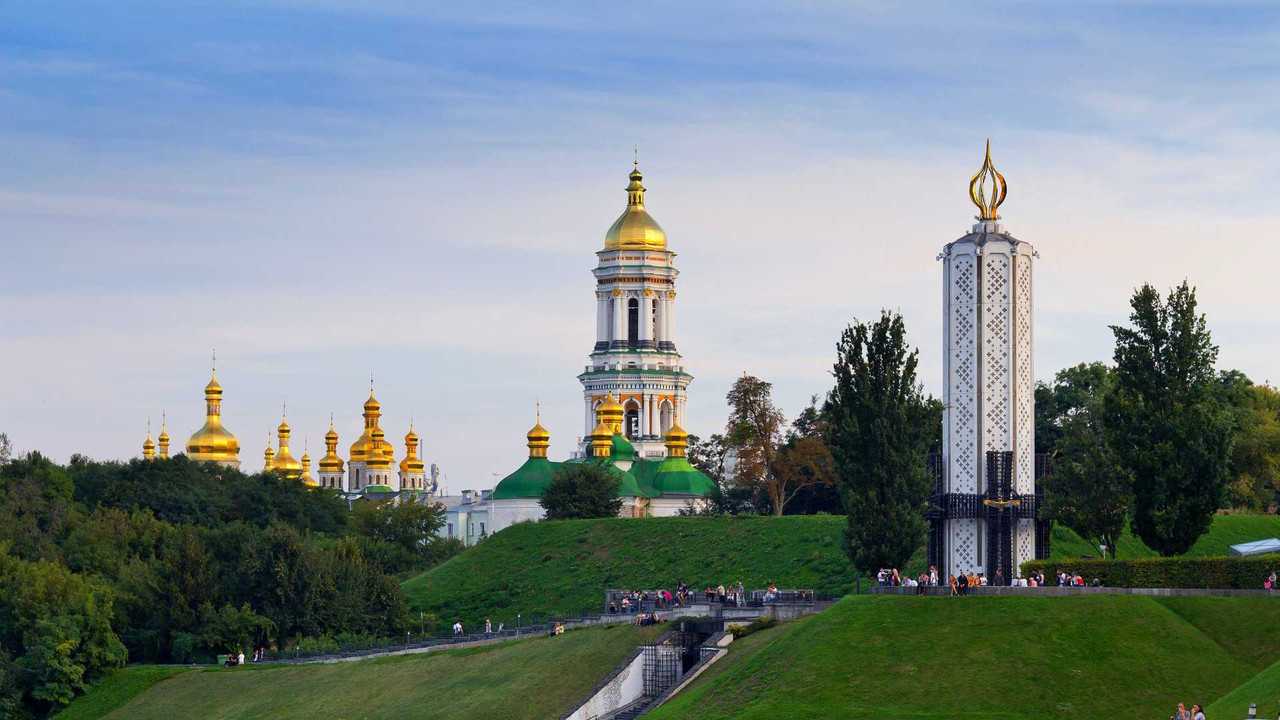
[517,614,522,638]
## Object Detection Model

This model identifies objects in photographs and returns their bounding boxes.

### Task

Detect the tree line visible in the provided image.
[0,452,461,718]
[688,280,1260,574]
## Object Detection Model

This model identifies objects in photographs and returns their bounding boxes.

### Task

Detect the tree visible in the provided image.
[782,397,842,515]
[1105,281,1234,556]
[724,375,832,515]
[539,463,623,520]
[825,311,936,575]
[1210,372,1280,511]
[685,434,760,515]
[0,433,11,465]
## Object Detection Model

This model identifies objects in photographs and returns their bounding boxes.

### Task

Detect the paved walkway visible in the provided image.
[870,585,1277,598]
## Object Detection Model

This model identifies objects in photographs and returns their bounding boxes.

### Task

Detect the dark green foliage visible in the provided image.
[1106,282,1234,555]
[686,434,765,515]
[0,548,127,717]
[1041,363,1132,558]
[1021,555,1280,589]
[0,453,75,562]
[825,311,936,575]
[351,496,461,574]
[540,462,624,519]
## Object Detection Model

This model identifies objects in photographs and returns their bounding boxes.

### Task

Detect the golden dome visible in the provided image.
[400,425,425,474]
[664,423,689,458]
[187,371,240,466]
[272,416,302,480]
[367,426,393,470]
[142,424,156,461]
[590,419,613,458]
[603,164,666,251]
[598,392,625,435]
[300,448,316,486]
[364,392,381,414]
[157,414,171,459]
[527,410,550,459]
[263,433,276,472]
[320,419,344,473]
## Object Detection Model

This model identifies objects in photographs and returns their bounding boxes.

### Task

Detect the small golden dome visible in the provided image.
[664,423,689,458]
[364,393,381,414]
[272,416,302,480]
[400,425,425,474]
[320,418,344,474]
[300,449,316,486]
[142,425,156,461]
[603,164,667,251]
[590,420,613,458]
[263,434,276,472]
[187,371,240,466]
[597,392,625,435]
[527,411,551,459]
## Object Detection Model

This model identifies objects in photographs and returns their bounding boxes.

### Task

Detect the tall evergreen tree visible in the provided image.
[1105,281,1233,556]
[825,311,936,575]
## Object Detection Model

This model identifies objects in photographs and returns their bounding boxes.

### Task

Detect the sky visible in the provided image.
[3,1,1280,489]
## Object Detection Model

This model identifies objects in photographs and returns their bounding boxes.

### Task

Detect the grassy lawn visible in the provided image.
[402,515,854,628]
[82,623,663,720]
[1050,513,1280,560]
[648,595,1280,720]
[56,666,190,720]
[1207,658,1280,719]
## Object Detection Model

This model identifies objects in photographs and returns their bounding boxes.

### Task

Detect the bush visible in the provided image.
[728,616,777,639]
[1022,554,1280,589]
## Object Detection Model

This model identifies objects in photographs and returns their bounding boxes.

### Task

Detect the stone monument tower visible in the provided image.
[933,142,1042,583]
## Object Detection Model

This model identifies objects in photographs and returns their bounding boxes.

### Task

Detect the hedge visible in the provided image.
[1022,555,1280,589]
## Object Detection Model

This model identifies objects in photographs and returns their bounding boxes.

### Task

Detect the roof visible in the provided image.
[1229,538,1280,556]
[492,457,560,499]
[651,456,715,496]
[610,433,636,462]
[363,484,395,494]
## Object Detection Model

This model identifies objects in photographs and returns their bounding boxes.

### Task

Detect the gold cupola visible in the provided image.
[350,387,383,463]
[366,426,392,470]
[142,420,156,461]
[272,411,303,480]
[526,408,551,459]
[319,418,344,475]
[299,440,316,486]
[157,413,170,459]
[598,392,625,435]
[969,139,1008,221]
[399,425,425,475]
[603,161,667,251]
[664,423,689,458]
[186,361,241,467]
[263,431,275,472]
[590,419,614,458]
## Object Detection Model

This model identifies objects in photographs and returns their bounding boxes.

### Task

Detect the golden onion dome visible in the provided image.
[142,428,156,460]
[400,425,424,474]
[364,392,381,414]
[263,434,276,471]
[664,422,689,458]
[598,392,625,434]
[320,418,344,473]
[590,420,614,458]
[272,417,302,479]
[527,410,550,459]
[300,449,316,486]
[603,164,667,251]
[187,371,240,466]
[366,427,392,469]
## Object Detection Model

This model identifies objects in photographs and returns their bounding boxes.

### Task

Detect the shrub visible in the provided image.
[728,616,777,639]
[1022,554,1280,589]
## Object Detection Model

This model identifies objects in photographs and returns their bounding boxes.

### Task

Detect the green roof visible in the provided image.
[492,457,560,499]
[610,433,636,462]
[652,456,716,496]
[629,457,660,497]
[363,484,395,494]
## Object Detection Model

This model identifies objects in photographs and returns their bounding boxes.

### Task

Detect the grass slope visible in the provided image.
[81,623,662,720]
[402,515,853,627]
[648,595,1280,720]
[1050,513,1280,560]
[1208,658,1280,719]
[56,666,189,720]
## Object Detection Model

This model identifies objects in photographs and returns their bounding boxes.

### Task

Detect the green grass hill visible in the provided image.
[401,515,855,627]
[401,513,1280,629]
[648,594,1280,720]
[58,623,664,720]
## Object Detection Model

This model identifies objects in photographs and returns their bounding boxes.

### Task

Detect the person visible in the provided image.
[929,565,939,587]
[994,568,1004,586]
[957,573,969,596]
[1173,702,1191,720]
[453,621,463,637]
[1190,703,1205,720]
[237,649,245,666]
[716,583,726,603]
[736,580,745,607]
[948,574,959,596]
[484,617,492,635]
[1266,571,1276,590]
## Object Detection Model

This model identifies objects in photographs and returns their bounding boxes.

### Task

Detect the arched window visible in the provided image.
[660,400,674,435]
[624,401,641,440]
[627,299,639,346]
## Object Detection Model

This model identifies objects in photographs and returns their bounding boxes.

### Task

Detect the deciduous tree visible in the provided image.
[540,463,623,520]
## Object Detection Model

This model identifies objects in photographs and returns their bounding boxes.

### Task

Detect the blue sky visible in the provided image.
[4,2,1280,488]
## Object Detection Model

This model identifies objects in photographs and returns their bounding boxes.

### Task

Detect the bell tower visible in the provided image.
[578,160,692,459]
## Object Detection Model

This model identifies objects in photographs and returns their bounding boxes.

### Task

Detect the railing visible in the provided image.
[604,588,822,614]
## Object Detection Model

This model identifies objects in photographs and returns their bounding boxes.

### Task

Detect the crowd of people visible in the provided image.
[875,566,1105,594]
[608,580,792,613]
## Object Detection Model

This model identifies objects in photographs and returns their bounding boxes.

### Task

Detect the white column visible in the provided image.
[640,295,653,345]
[612,295,624,344]
[596,294,607,344]
[657,297,668,343]
[666,295,676,345]
[585,397,594,437]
